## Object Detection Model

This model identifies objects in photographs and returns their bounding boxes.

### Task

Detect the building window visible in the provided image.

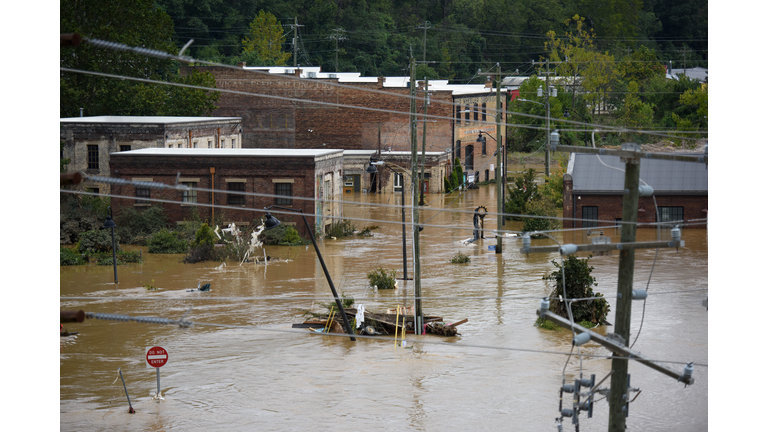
[275,183,292,206]
[120,145,131,152]
[220,139,225,148]
[484,169,489,181]
[456,140,461,159]
[464,104,470,123]
[465,145,474,171]
[481,137,486,155]
[393,173,403,191]
[87,145,99,170]
[208,140,212,148]
[227,182,246,205]
[658,206,684,225]
[232,138,236,148]
[482,103,487,121]
[473,103,478,122]
[456,105,461,123]
[136,186,150,204]
[582,206,598,228]
[193,141,198,148]
[182,182,197,203]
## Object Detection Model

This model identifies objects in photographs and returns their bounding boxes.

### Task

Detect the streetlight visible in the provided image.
[368,161,410,282]
[262,207,356,341]
[476,132,506,224]
[102,206,118,284]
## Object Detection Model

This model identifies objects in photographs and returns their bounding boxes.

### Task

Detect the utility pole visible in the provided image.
[292,18,304,67]
[416,21,432,62]
[420,76,429,206]
[608,143,641,432]
[531,59,560,176]
[409,56,423,335]
[479,66,506,253]
[330,28,346,72]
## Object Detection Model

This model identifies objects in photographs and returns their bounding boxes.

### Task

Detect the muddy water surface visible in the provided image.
[60,183,707,431]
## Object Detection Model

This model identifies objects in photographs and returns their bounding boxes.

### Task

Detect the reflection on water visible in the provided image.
[61,183,707,431]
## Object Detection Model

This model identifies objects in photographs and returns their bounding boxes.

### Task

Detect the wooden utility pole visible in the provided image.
[420,77,429,206]
[292,18,303,67]
[417,21,431,62]
[409,56,423,334]
[330,28,346,72]
[608,143,641,432]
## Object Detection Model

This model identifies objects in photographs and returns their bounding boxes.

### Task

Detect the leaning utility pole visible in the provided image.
[409,56,423,334]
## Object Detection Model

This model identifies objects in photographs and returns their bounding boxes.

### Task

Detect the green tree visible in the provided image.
[241,10,291,66]
[505,168,540,219]
[542,255,610,326]
[618,81,655,139]
[60,0,219,117]
[522,199,561,237]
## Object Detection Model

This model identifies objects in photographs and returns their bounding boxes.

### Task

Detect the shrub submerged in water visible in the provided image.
[367,267,397,289]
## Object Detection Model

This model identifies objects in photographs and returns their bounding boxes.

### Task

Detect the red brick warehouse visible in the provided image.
[109,148,344,237]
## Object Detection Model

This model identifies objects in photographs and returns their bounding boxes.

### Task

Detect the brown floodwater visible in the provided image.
[60,182,707,431]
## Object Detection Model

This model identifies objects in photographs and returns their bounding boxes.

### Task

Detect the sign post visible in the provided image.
[146,346,168,398]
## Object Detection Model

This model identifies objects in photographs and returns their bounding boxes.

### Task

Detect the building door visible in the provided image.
[353,174,360,192]
[465,144,475,171]
[422,180,429,194]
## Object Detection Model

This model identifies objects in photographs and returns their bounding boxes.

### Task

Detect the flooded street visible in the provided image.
[60,183,707,431]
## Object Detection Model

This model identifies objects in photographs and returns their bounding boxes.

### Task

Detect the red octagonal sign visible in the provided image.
[146,346,168,368]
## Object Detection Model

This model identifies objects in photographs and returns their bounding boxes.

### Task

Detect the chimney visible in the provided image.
[295,65,302,77]
[484,76,493,89]
[378,76,386,88]
[238,62,246,68]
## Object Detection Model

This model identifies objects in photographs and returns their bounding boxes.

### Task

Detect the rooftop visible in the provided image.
[569,153,708,194]
[111,148,343,158]
[61,116,241,124]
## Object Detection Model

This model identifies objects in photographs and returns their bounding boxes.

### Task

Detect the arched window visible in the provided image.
[456,105,461,123]
[473,103,479,122]
[482,103,487,121]
[464,105,470,123]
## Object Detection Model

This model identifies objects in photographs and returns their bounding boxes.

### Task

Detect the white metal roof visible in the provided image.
[61,116,241,124]
[111,148,343,157]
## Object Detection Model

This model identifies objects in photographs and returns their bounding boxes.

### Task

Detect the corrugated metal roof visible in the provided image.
[570,153,708,193]
[61,116,241,124]
[110,148,343,157]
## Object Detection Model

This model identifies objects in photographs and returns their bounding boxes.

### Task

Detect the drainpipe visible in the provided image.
[210,167,215,223]
[189,130,192,148]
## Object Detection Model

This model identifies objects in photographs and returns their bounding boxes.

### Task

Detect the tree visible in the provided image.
[241,10,291,66]
[505,168,540,219]
[60,0,219,118]
[542,255,610,327]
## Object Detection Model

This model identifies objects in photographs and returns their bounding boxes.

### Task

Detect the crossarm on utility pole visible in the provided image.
[521,240,684,254]
[547,144,707,165]
[536,310,694,385]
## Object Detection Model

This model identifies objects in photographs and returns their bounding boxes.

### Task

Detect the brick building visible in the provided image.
[563,153,708,229]
[341,150,450,195]
[187,66,455,153]
[60,116,242,194]
[109,148,344,237]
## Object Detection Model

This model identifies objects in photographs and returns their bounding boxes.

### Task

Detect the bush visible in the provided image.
[367,267,397,289]
[147,229,189,254]
[60,194,111,244]
[191,223,216,248]
[542,255,610,326]
[357,225,380,237]
[261,224,308,246]
[78,229,120,254]
[522,199,561,238]
[450,251,471,264]
[60,247,85,266]
[327,219,355,238]
[116,205,169,245]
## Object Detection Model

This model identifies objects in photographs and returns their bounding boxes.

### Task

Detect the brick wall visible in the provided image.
[564,193,708,228]
[186,66,454,152]
[109,153,343,237]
